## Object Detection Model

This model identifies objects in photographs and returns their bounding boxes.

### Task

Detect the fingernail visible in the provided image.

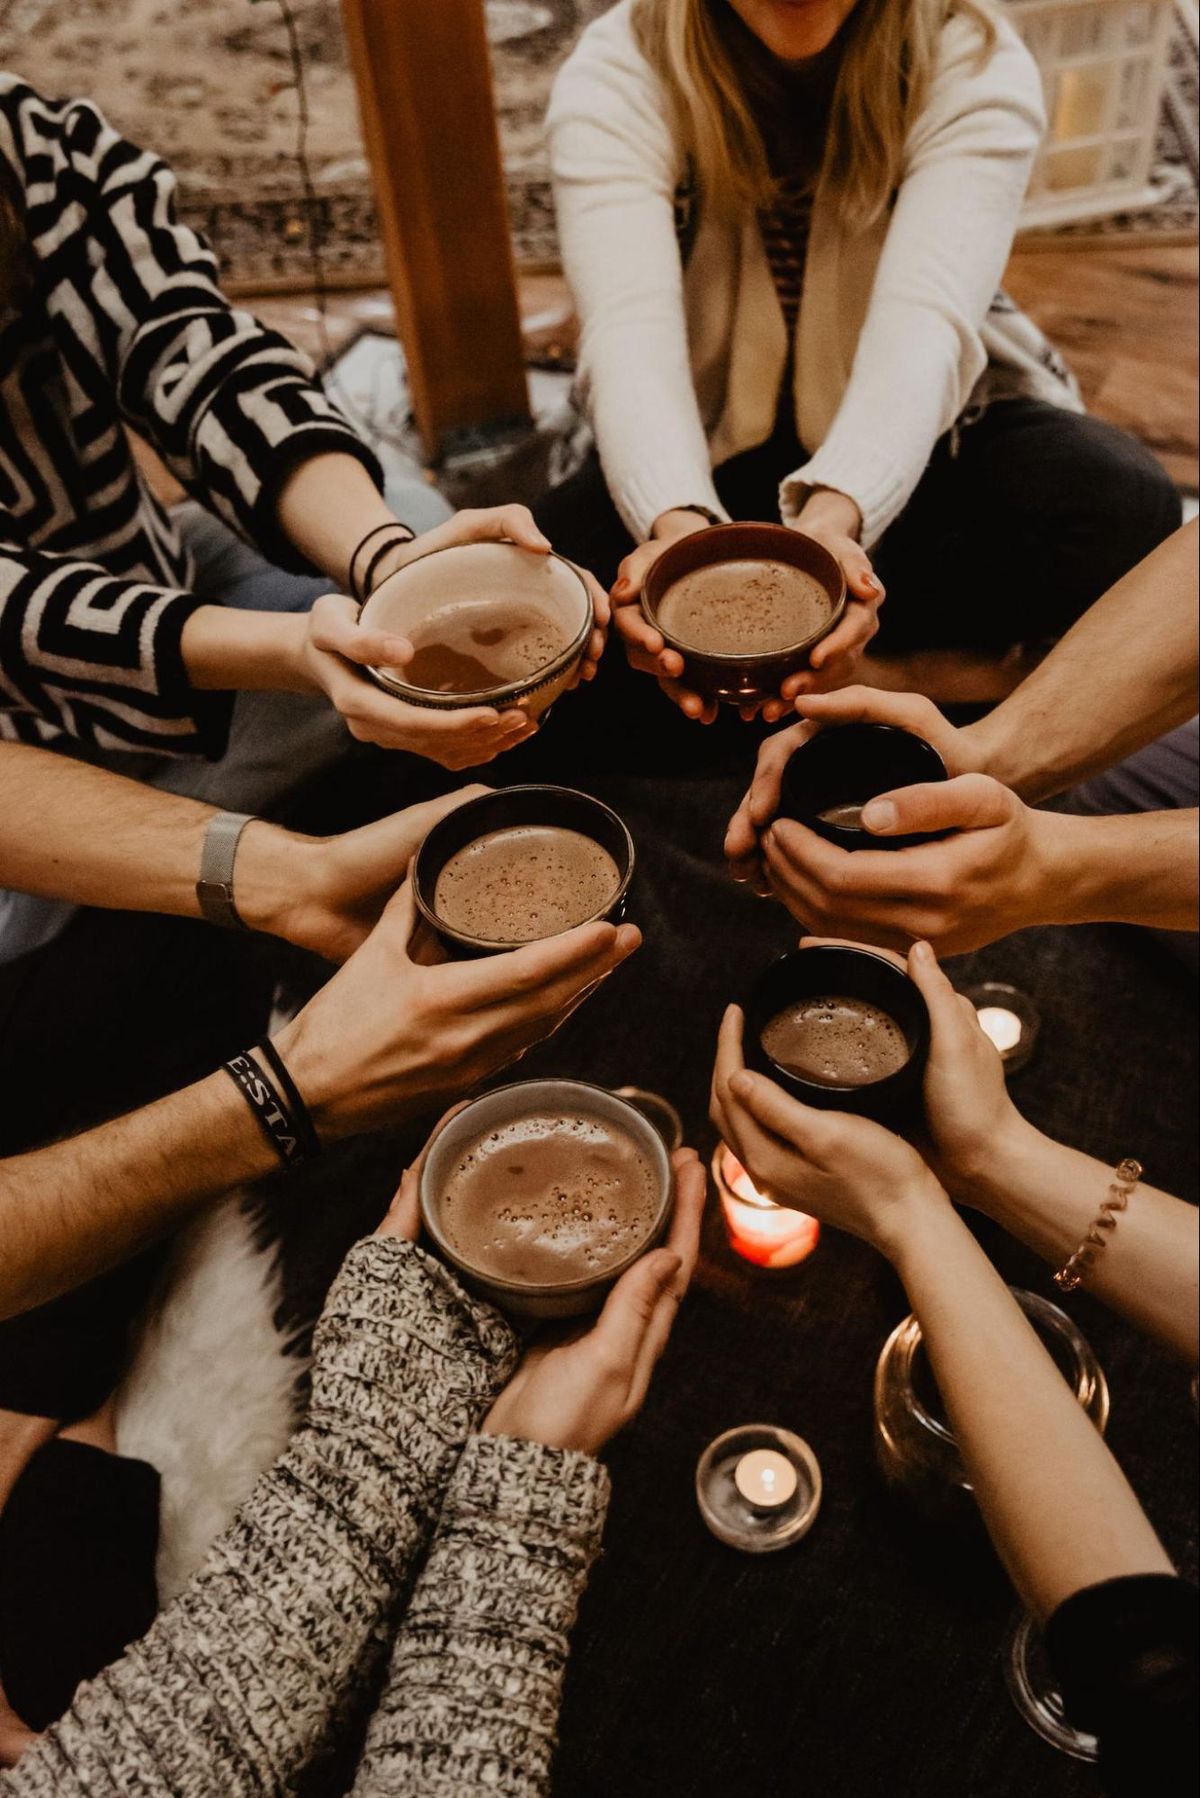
[729,1070,755,1097]
[861,799,897,832]
[911,939,932,962]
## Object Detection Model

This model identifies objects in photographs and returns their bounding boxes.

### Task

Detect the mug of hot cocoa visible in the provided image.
[359,541,593,718]
[744,943,929,1130]
[641,522,845,708]
[411,784,634,959]
[419,1079,675,1318]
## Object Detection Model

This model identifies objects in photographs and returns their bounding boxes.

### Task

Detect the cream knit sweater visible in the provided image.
[547,0,1083,549]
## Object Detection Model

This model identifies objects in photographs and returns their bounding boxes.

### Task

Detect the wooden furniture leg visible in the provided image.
[340,0,531,460]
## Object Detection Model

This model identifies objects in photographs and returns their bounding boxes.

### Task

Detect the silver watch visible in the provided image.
[196,810,255,930]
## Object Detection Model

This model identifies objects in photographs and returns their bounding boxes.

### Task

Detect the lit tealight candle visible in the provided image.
[712,1146,820,1269]
[977,1005,1022,1057]
[961,982,1040,1077]
[734,1447,798,1510]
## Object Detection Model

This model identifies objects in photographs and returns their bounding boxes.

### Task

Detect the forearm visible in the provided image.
[1039,810,1199,933]
[891,1199,1172,1620]
[274,451,414,593]
[180,605,317,694]
[964,522,1199,800]
[0,1072,274,1319]
[7,1241,519,1798]
[353,1432,609,1798]
[951,1120,1199,1365]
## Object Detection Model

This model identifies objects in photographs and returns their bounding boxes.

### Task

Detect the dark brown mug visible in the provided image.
[641,523,845,707]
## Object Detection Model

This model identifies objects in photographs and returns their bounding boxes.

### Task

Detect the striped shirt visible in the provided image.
[0,76,381,758]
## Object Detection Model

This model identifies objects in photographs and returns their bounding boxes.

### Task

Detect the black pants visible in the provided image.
[0,909,277,1420]
[516,398,1180,784]
[536,398,1181,648]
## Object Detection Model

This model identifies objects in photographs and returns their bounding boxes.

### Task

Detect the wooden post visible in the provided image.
[340,0,531,460]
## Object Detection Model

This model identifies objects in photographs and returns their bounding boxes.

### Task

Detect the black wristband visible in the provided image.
[350,522,415,601]
[254,1036,322,1161]
[221,1043,319,1171]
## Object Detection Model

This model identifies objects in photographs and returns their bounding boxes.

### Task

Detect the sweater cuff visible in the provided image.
[444,1433,611,1552]
[309,1238,520,1439]
[609,467,729,545]
[1045,1573,1199,1735]
[190,368,384,575]
[779,440,914,552]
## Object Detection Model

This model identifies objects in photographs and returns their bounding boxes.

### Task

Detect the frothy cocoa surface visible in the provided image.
[762,995,910,1087]
[656,559,831,656]
[404,598,569,693]
[434,824,621,943]
[439,1110,661,1285]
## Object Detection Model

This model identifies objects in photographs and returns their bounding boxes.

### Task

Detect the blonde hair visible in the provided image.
[633,0,997,229]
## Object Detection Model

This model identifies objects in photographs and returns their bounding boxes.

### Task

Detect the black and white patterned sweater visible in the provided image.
[0,75,381,758]
[3,1236,611,1797]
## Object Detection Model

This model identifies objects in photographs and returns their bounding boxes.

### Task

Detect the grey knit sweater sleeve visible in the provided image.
[353,1431,611,1796]
[2,1237,518,1798]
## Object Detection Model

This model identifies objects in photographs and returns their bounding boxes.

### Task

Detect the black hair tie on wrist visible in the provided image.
[349,521,415,602]
[222,1039,321,1171]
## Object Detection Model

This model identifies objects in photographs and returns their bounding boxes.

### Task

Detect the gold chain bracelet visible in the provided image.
[1053,1158,1142,1293]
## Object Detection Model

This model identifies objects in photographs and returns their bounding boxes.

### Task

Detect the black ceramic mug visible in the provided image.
[744,944,930,1131]
[411,783,635,959]
[778,722,949,852]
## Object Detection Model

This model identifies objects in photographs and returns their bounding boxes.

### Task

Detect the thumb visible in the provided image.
[906,939,978,1050]
[588,1248,682,1373]
[860,772,1014,839]
[311,592,413,671]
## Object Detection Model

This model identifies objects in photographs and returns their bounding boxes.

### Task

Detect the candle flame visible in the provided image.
[715,1146,820,1268]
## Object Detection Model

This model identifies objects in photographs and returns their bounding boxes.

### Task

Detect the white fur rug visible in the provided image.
[115,1198,300,1601]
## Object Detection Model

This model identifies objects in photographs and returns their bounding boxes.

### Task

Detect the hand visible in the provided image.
[709,1002,945,1259]
[274,881,642,1139]
[760,774,1064,955]
[481,1148,706,1455]
[234,787,490,963]
[0,1681,37,1770]
[610,510,721,724]
[298,506,575,769]
[778,492,884,700]
[906,939,1021,1189]
[725,688,976,892]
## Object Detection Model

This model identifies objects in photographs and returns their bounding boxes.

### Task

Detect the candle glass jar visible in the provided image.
[960,981,1040,1077]
[711,1144,820,1269]
[1005,1610,1100,1763]
[874,1289,1109,1526]
[696,1424,822,1552]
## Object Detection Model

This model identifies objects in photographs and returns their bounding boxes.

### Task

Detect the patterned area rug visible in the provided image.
[3,0,1195,281]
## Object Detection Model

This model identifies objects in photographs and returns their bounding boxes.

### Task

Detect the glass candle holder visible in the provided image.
[711,1144,820,1269]
[961,982,1040,1077]
[696,1424,822,1553]
[874,1289,1109,1525]
[1005,1610,1100,1763]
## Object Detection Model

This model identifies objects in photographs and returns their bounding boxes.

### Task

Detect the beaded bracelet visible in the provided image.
[1053,1158,1141,1293]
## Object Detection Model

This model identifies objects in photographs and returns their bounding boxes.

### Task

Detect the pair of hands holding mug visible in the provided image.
[710,937,1018,1263]
[611,490,886,724]
[299,505,611,771]
[377,1143,707,1457]
[725,687,1069,955]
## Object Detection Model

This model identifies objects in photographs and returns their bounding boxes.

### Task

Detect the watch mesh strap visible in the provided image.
[196,810,255,930]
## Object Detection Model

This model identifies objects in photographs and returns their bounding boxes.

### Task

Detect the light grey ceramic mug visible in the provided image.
[419,1078,675,1319]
